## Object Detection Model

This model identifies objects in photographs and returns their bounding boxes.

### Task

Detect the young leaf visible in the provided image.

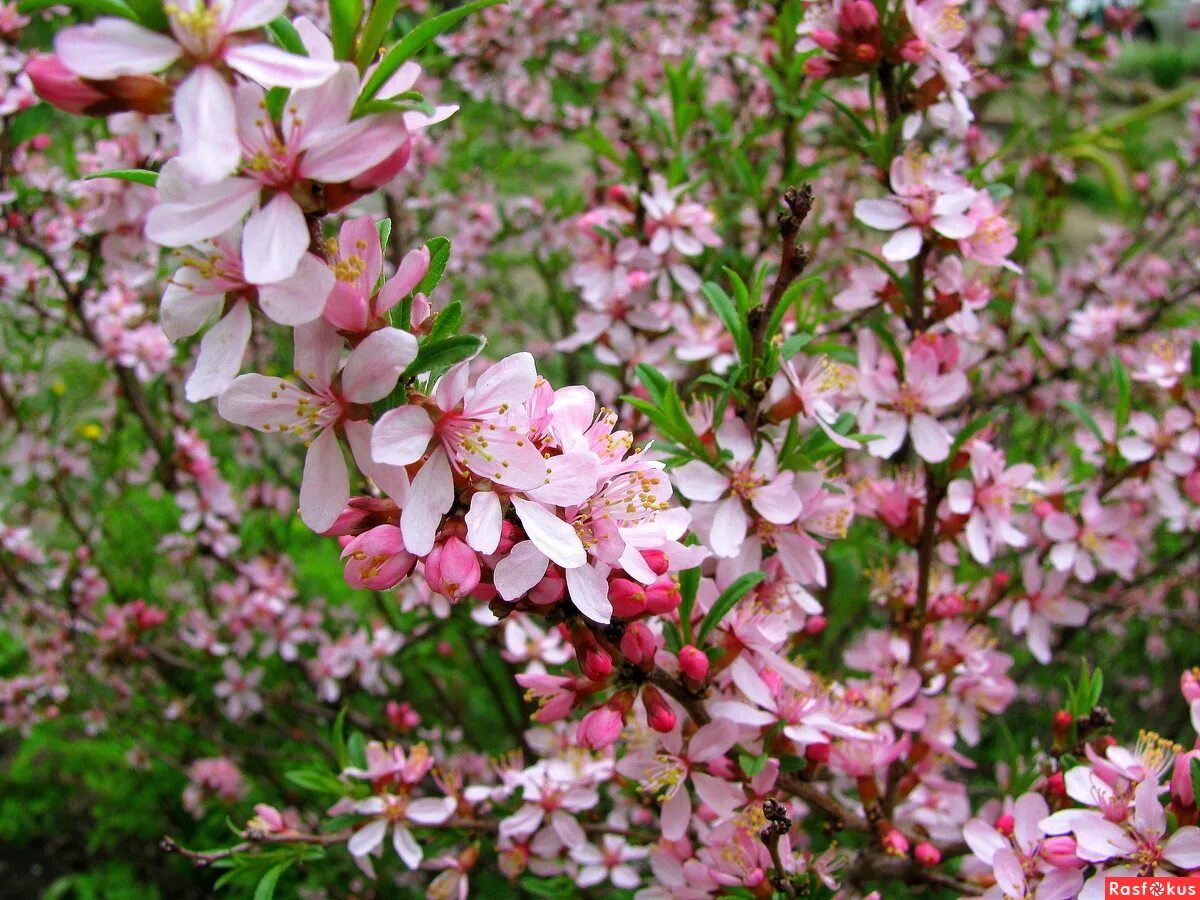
[697,572,765,643]
[416,237,451,296]
[81,168,158,187]
[376,217,392,250]
[1111,353,1131,436]
[402,335,486,378]
[267,16,307,55]
[356,0,402,68]
[330,0,364,60]
[701,282,750,363]
[677,566,701,644]
[354,0,504,113]
[254,862,292,900]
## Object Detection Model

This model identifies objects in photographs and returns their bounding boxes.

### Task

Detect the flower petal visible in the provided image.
[512,498,586,568]
[300,427,348,532]
[241,192,309,285]
[341,327,417,403]
[185,300,252,401]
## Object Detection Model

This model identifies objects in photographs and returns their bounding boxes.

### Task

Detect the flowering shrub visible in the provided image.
[2,0,1200,897]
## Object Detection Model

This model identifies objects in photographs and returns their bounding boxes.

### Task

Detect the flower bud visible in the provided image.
[1172,749,1200,812]
[881,829,909,856]
[1183,669,1200,703]
[341,525,416,590]
[641,549,669,575]
[574,629,613,681]
[804,615,828,635]
[913,842,940,867]
[528,568,565,605]
[1184,470,1200,505]
[642,685,676,733]
[806,742,831,764]
[678,645,709,682]
[620,621,657,667]
[994,813,1015,836]
[423,535,481,602]
[577,704,624,750]
[609,578,647,618]
[386,700,420,732]
[1040,835,1083,868]
[810,28,841,52]
[643,577,681,615]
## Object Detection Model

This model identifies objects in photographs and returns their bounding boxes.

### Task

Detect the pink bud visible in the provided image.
[1185,469,1200,505]
[573,628,609,681]
[804,615,827,635]
[26,55,109,115]
[641,549,669,576]
[913,842,940,867]
[609,578,647,618]
[528,568,565,605]
[1173,749,1200,809]
[881,829,909,856]
[642,685,676,733]
[995,813,1015,835]
[805,56,834,78]
[839,0,878,30]
[341,525,416,590]
[1040,835,1083,868]
[678,645,709,682]
[423,536,480,602]
[577,705,624,750]
[1183,669,1200,703]
[809,28,841,52]
[620,621,657,667]
[643,577,680,615]
[806,742,831,764]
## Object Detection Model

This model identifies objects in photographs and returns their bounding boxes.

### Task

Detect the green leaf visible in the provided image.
[329,0,364,60]
[354,0,505,114]
[356,0,402,68]
[779,332,814,360]
[701,282,751,363]
[1111,353,1131,436]
[402,335,486,378]
[739,752,767,777]
[950,409,1001,458]
[1191,340,1200,380]
[427,300,463,343]
[416,237,451,296]
[677,566,701,644]
[1089,667,1104,708]
[1190,757,1200,796]
[267,16,307,55]
[376,217,392,251]
[697,572,765,643]
[1059,400,1106,447]
[332,708,349,771]
[254,863,291,900]
[347,731,368,769]
[81,168,157,187]
[284,769,345,795]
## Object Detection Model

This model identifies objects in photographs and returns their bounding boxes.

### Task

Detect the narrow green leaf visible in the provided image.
[330,0,364,60]
[701,282,750,363]
[332,708,349,770]
[354,0,504,114]
[416,236,451,296]
[254,862,291,900]
[267,16,307,55]
[402,335,486,378]
[375,217,392,250]
[81,168,157,187]
[356,0,402,68]
[1111,353,1131,436]
[427,301,463,343]
[1059,400,1106,447]
[697,572,765,643]
[950,409,1001,458]
[677,565,701,644]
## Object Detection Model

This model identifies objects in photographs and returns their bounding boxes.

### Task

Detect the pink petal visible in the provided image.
[55,17,180,79]
[526,452,600,506]
[377,246,431,314]
[881,226,923,262]
[346,817,387,858]
[217,373,310,430]
[512,498,586,568]
[992,847,1024,897]
[933,213,975,239]
[867,410,907,458]
[299,114,409,183]
[241,192,309,285]
[1164,826,1200,868]
[344,420,408,504]
[161,267,222,340]
[910,413,951,462]
[854,197,910,230]
[299,427,348,532]
[293,318,342,388]
[688,721,738,763]
[493,541,550,601]
[400,448,453,556]
[406,797,454,825]
[465,491,502,554]
[258,253,335,326]
[671,461,729,502]
[565,563,612,624]
[341,328,417,403]
[709,496,748,558]
[392,825,421,869]
[144,173,260,247]
[467,352,538,414]
[185,300,252,401]
[225,43,339,88]
[224,0,287,31]
[750,478,801,524]
[660,785,691,841]
[371,406,436,466]
[174,66,240,184]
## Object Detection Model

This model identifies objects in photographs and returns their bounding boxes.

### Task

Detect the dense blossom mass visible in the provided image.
[2,0,1200,897]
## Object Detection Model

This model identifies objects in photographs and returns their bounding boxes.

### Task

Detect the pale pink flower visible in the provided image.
[218,320,416,531]
[1042,493,1137,583]
[570,835,650,889]
[946,442,1035,564]
[1005,557,1087,664]
[55,0,339,182]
